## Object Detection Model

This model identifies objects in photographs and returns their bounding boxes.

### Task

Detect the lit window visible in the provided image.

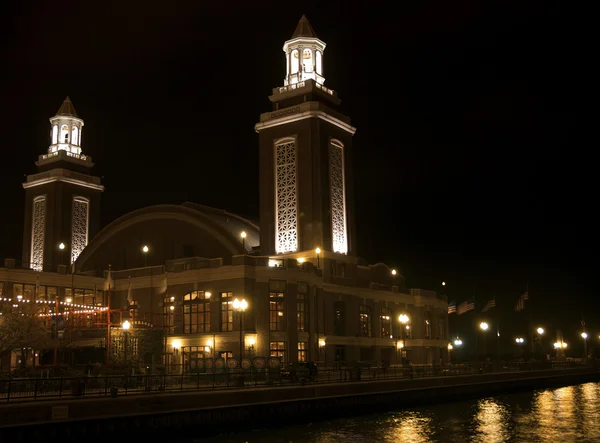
[270,341,286,362]
[298,342,307,362]
[270,292,285,331]
[221,292,233,331]
[359,305,372,337]
[380,307,391,338]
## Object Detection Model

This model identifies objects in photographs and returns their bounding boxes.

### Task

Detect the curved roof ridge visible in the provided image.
[181,201,260,231]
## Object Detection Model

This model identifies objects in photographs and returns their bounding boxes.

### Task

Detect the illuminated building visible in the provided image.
[1,16,449,371]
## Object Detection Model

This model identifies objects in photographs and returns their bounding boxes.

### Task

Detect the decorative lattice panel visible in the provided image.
[31,197,46,271]
[275,140,298,253]
[71,198,89,264]
[329,141,348,254]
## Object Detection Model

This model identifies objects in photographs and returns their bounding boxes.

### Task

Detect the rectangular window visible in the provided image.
[221,292,233,332]
[275,139,298,253]
[37,285,57,301]
[359,305,372,337]
[182,291,210,334]
[334,301,345,336]
[163,295,175,331]
[219,351,233,360]
[298,342,307,362]
[438,317,446,340]
[380,307,391,338]
[64,288,94,305]
[297,293,306,332]
[424,311,432,339]
[270,341,286,362]
[13,283,36,301]
[270,292,285,331]
[0,282,3,298]
[182,346,207,373]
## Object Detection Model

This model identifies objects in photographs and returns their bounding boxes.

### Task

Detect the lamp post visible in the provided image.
[142,245,149,266]
[240,231,247,252]
[536,327,545,359]
[315,248,321,268]
[479,322,489,359]
[581,332,588,359]
[122,320,131,366]
[398,314,410,365]
[233,298,248,361]
[58,242,66,268]
[141,245,151,323]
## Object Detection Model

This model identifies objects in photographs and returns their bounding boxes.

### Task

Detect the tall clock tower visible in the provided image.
[255,16,357,257]
[22,97,104,271]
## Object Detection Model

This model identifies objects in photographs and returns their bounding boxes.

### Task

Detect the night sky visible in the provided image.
[2,2,593,343]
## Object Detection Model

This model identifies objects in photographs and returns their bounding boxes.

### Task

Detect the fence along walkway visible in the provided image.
[0,361,593,403]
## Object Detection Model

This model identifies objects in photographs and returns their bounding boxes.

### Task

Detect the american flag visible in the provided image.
[481,299,496,312]
[458,298,475,315]
[514,291,529,312]
[448,301,456,314]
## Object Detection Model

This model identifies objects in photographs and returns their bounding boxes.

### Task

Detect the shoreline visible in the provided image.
[1,366,598,441]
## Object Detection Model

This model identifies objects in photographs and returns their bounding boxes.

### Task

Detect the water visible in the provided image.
[183,382,600,443]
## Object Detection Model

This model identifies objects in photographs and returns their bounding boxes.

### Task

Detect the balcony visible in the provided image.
[271,78,336,98]
[36,149,93,166]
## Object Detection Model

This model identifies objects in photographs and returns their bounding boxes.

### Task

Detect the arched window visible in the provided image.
[291,49,299,74]
[71,126,79,146]
[183,291,211,333]
[302,48,313,73]
[60,125,69,143]
[316,51,322,75]
[52,125,58,144]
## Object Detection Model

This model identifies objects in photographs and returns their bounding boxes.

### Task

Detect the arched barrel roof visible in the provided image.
[75,203,259,272]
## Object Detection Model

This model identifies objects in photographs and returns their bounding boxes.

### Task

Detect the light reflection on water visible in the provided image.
[192,382,600,443]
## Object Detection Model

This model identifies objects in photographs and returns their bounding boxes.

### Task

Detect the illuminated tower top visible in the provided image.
[48,97,84,156]
[283,15,327,87]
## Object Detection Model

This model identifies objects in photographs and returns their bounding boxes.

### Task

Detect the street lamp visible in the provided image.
[398,314,410,364]
[315,247,321,268]
[454,338,463,347]
[537,327,544,335]
[515,337,525,344]
[391,269,397,276]
[142,245,149,266]
[581,332,588,359]
[232,298,248,361]
[240,231,247,251]
[58,242,66,267]
[122,320,131,366]
[479,322,489,331]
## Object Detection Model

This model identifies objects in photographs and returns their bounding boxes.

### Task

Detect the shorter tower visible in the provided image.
[22,97,104,271]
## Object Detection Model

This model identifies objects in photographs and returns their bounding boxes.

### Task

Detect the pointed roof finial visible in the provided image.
[292,15,317,39]
[56,96,78,118]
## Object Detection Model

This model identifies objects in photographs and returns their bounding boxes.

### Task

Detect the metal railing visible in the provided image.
[0,360,595,403]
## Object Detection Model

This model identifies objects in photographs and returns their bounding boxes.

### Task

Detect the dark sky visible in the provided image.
[1,2,593,342]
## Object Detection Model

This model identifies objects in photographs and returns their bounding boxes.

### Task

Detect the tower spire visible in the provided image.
[56,96,78,117]
[292,15,317,38]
